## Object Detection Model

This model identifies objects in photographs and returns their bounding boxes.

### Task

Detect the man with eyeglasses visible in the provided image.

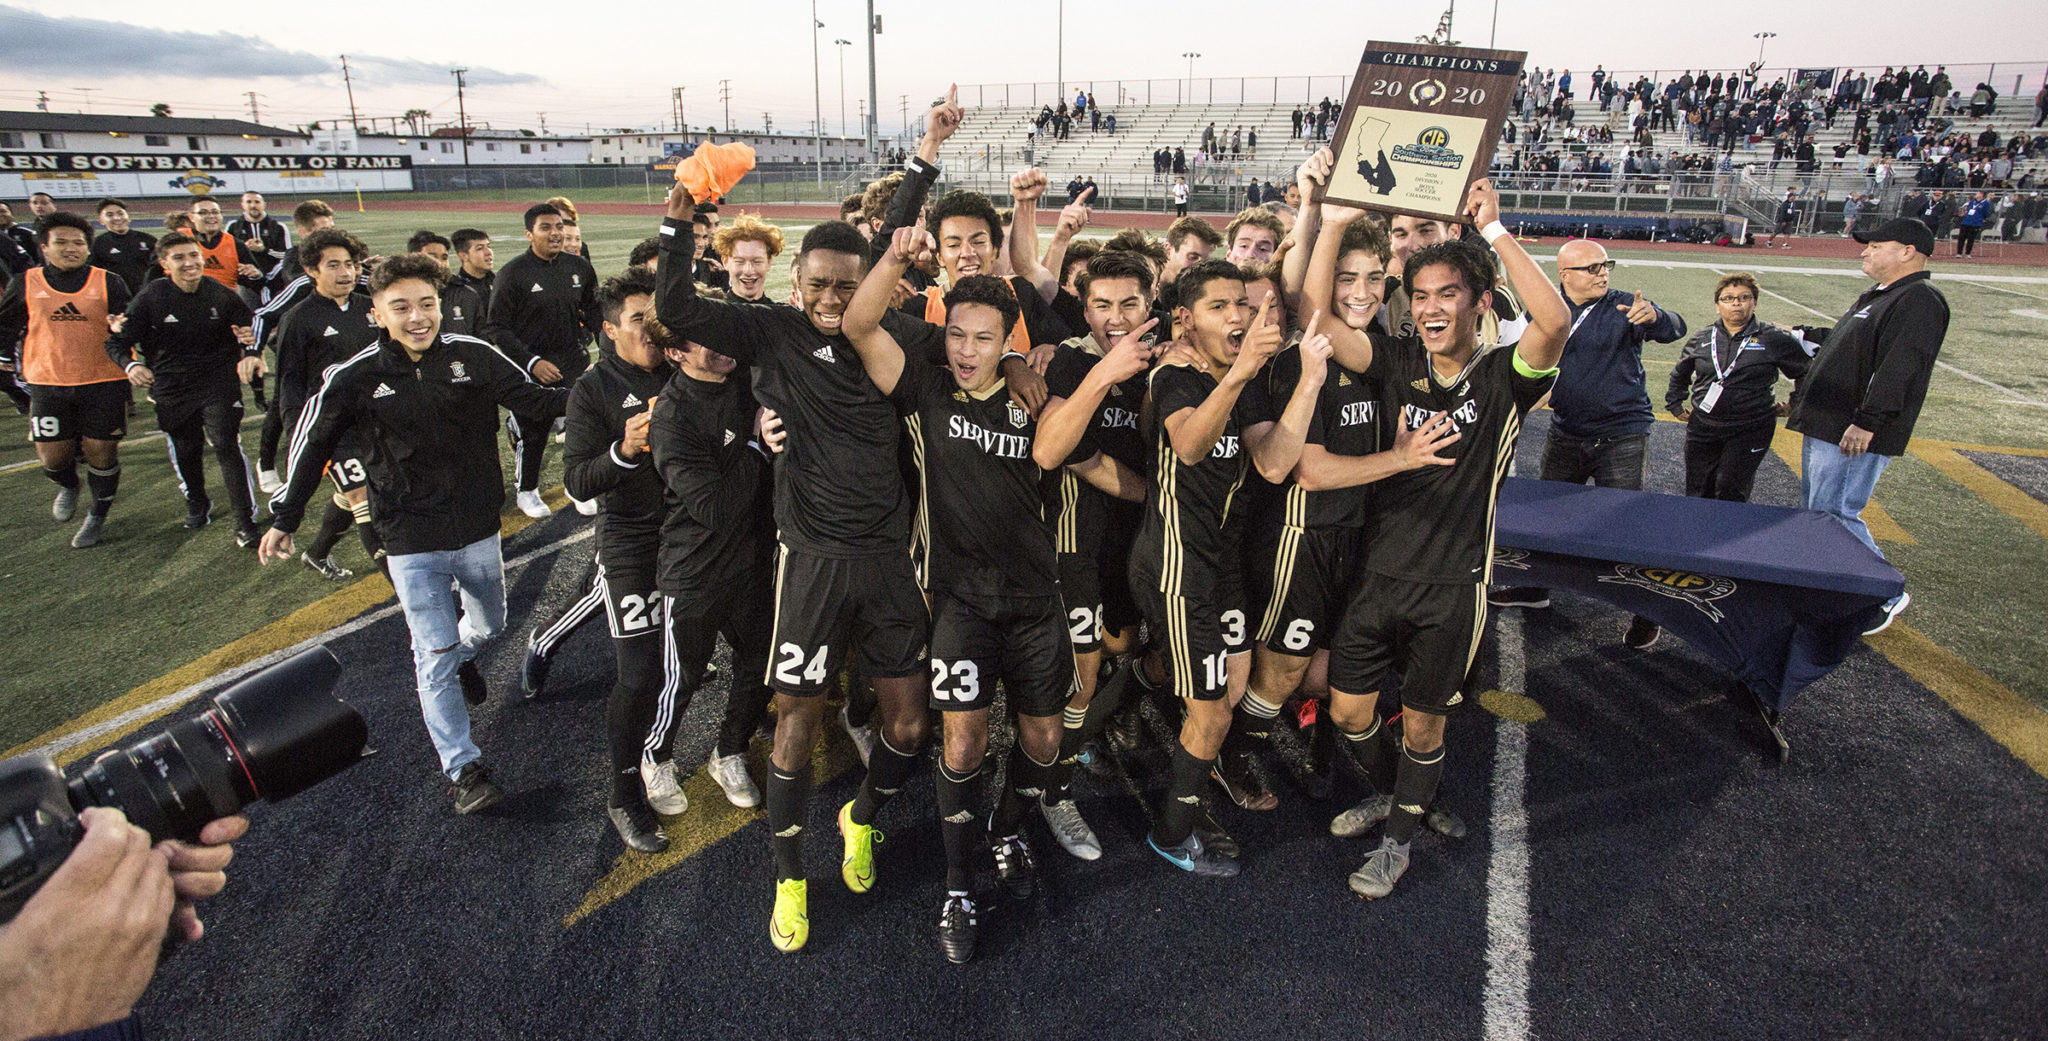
[1490,240,1686,652]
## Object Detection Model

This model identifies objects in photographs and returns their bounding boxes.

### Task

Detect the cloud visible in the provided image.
[0,6,538,86]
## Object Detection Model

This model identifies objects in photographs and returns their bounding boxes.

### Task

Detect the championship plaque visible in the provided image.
[1322,42,1527,222]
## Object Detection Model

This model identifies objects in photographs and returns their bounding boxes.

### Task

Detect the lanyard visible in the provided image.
[1566,301,1596,343]
[1708,325,1747,383]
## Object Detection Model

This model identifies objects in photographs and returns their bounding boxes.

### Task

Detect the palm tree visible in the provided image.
[150,103,172,118]
[404,109,432,135]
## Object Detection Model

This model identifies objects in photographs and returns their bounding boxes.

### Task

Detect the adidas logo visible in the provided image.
[49,302,88,322]
[775,825,803,838]
[1446,691,1463,706]
[529,283,543,293]
[1338,372,1351,386]
[812,345,835,363]
[723,429,736,446]
[621,393,642,408]
[1411,377,1429,392]
[323,326,340,336]
[372,383,396,398]
[106,247,121,254]
[1399,803,1425,815]
[163,314,179,324]
[943,810,975,824]
[1176,794,1201,805]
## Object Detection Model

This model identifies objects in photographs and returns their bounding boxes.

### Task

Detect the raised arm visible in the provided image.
[1031,318,1158,470]
[843,225,923,396]
[1248,320,1332,483]
[1007,168,1059,300]
[871,86,961,260]
[652,184,760,365]
[1302,201,1374,373]
[1164,297,1282,465]
[1465,179,1568,371]
[1281,148,1334,307]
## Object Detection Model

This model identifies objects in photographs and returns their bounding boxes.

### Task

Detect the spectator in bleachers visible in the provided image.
[1247,128,1257,159]
[1292,106,1304,138]
[1172,147,1187,176]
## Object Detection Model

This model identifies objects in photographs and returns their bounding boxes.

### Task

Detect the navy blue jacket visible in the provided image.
[1548,289,1688,439]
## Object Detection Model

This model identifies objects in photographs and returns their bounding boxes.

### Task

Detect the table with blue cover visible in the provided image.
[1492,477,1905,759]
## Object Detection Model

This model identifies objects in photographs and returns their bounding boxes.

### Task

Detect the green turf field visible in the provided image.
[3,220,2044,756]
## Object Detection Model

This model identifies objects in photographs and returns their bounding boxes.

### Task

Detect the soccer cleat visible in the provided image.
[1426,805,1469,840]
[257,469,284,494]
[521,631,551,698]
[1147,831,1240,878]
[608,802,670,853]
[1624,615,1661,650]
[515,490,552,519]
[707,751,761,808]
[1039,798,1102,861]
[1348,835,1412,899]
[183,498,213,530]
[1192,807,1240,860]
[70,515,104,549]
[52,486,77,522]
[770,879,809,953]
[837,800,883,894]
[1864,591,1910,636]
[992,833,1039,897]
[640,759,689,816]
[452,761,503,815]
[572,495,598,517]
[1487,586,1550,609]
[301,552,354,582]
[235,521,265,549]
[1330,792,1392,838]
[1212,751,1279,811]
[457,658,489,707]
[1106,702,1149,753]
[937,893,978,964]
[838,702,876,768]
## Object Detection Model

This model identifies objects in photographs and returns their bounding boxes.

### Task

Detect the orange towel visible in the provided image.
[674,141,757,200]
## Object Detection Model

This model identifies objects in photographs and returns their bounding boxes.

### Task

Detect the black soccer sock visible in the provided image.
[1151,742,1214,848]
[85,465,119,519]
[766,764,811,881]
[1224,691,1284,755]
[850,731,918,827]
[1049,702,1089,801]
[1387,742,1447,845]
[1338,713,1397,794]
[349,499,383,559]
[993,744,1055,840]
[605,681,651,809]
[44,465,79,491]
[307,500,354,560]
[935,760,983,893]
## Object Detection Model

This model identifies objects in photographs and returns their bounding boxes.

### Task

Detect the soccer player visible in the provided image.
[1223,208,1285,266]
[251,201,345,491]
[1159,215,1222,309]
[0,211,133,547]
[689,207,728,290]
[486,203,602,520]
[845,226,1143,962]
[407,231,452,268]
[560,269,682,852]
[711,215,783,302]
[227,192,291,306]
[0,202,38,267]
[106,231,263,546]
[89,199,157,294]
[270,229,381,581]
[656,167,1036,950]
[259,252,570,814]
[445,228,495,336]
[1326,181,1569,899]
[185,198,264,292]
[885,172,1069,351]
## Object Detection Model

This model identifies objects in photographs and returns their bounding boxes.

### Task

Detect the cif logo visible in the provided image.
[1641,568,1714,592]
[1599,564,1737,622]
[1417,127,1451,149]
[1409,79,1448,106]
[169,171,228,195]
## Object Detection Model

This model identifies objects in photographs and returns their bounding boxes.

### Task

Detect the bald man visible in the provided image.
[1490,239,1687,651]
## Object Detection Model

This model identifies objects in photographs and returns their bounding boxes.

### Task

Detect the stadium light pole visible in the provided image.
[865,0,880,161]
[812,0,825,185]
[1057,0,1065,108]
[835,39,851,139]
[1753,31,1777,65]
[1184,51,1201,88]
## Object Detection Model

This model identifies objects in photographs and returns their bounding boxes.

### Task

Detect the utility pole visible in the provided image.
[865,0,880,160]
[538,112,548,134]
[672,86,685,133]
[811,0,826,184]
[245,92,261,123]
[35,91,48,112]
[719,79,732,136]
[900,94,909,149]
[452,68,471,165]
[340,55,360,132]
[1057,0,1064,107]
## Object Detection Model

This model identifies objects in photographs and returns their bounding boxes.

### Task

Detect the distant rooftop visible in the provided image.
[0,110,305,138]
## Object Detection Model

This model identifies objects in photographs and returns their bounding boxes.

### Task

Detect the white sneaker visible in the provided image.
[516,490,552,519]
[707,751,761,808]
[1039,798,1102,861]
[572,495,598,517]
[640,759,688,816]
[257,469,283,494]
[839,702,876,768]
[1863,590,1910,636]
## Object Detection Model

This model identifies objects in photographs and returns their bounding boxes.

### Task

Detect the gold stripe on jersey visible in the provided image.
[1156,436,1183,600]
[1463,580,1489,676]
[1164,593,1195,702]
[904,414,932,591]
[763,544,792,686]
[1255,485,1310,643]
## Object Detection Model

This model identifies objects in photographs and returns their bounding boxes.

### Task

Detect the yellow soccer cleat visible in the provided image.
[770,878,809,953]
[838,800,884,894]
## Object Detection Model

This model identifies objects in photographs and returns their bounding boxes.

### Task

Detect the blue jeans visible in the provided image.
[1801,435,1893,558]
[387,534,508,780]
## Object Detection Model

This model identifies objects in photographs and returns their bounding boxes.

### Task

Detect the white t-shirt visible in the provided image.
[1173,183,1189,204]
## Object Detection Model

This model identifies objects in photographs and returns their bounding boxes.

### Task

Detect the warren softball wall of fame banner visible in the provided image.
[1323,42,1526,223]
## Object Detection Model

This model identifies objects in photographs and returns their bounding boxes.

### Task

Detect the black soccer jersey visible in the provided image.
[90,231,157,294]
[1270,344,1383,530]
[891,360,1059,604]
[650,367,775,597]
[105,278,254,406]
[486,248,601,380]
[1042,336,1149,557]
[654,216,944,558]
[1131,362,1255,599]
[1365,336,1555,584]
[563,353,675,544]
[272,291,379,416]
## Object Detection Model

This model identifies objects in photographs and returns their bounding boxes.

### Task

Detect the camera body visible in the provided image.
[0,647,367,922]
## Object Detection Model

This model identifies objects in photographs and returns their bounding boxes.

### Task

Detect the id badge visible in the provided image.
[1698,381,1724,414]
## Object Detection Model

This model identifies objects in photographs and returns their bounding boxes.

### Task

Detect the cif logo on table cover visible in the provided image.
[1491,548,1531,571]
[1598,565,1737,622]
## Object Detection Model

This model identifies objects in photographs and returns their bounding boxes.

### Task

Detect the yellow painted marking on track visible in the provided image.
[3,485,576,766]
[1768,427,1915,545]
[1918,439,2048,459]
[1480,689,1546,724]
[1910,445,2048,542]
[1868,624,2048,780]
[563,732,857,929]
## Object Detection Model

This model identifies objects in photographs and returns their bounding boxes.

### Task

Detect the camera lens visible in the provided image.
[69,647,367,844]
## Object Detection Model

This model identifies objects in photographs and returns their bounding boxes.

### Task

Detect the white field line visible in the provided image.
[1484,610,1534,1041]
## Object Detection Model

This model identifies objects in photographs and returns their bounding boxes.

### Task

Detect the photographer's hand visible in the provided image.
[159,814,249,942]
[0,808,174,1041]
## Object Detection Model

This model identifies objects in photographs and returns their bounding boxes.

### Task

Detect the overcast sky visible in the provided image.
[2,1,2043,140]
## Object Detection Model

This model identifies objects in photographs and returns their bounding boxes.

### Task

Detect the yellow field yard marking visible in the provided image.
[1868,625,2048,780]
[1768,428,1915,544]
[1919,439,2048,459]
[1910,445,2048,542]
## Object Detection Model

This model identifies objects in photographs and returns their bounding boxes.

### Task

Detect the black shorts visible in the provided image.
[764,543,930,695]
[1254,525,1360,656]
[28,381,128,443]
[1327,572,1487,715]
[668,568,773,670]
[595,545,664,641]
[1058,552,1105,655]
[929,591,1074,717]
[1097,498,1143,635]
[1129,559,1249,702]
